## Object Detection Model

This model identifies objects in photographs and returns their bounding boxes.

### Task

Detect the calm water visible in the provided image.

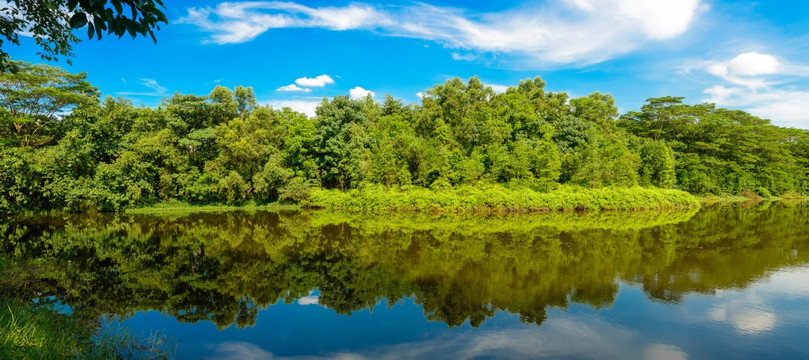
[1,203,808,359]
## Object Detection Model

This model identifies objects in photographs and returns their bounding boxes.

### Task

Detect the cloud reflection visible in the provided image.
[644,344,688,360]
[206,317,689,360]
[710,303,776,334]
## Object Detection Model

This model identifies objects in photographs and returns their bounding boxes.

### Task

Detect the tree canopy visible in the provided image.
[1,62,807,213]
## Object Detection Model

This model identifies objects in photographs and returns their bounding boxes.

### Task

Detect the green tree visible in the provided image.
[0,61,97,147]
[639,141,676,188]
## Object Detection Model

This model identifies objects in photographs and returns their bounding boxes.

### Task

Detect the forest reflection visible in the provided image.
[1,202,807,329]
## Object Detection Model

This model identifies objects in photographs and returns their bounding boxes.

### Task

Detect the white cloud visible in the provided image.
[349,86,375,99]
[486,83,509,94]
[276,84,311,92]
[451,52,476,61]
[705,52,780,89]
[178,2,391,44]
[699,52,809,128]
[180,0,703,66]
[295,74,334,87]
[726,52,780,76]
[582,0,701,40]
[266,99,320,117]
[115,78,168,97]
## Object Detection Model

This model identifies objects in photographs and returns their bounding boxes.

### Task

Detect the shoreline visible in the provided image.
[6,188,807,217]
[126,185,702,214]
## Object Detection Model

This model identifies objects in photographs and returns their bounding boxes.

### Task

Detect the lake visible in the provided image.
[1,202,808,359]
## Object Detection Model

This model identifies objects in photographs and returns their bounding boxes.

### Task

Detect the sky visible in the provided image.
[8,0,809,128]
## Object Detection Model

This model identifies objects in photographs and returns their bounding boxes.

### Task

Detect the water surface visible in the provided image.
[1,203,808,359]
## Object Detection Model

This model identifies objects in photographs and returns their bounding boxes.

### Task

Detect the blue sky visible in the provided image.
[8,0,809,128]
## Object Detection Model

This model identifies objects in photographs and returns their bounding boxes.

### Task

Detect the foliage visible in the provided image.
[1,62,807,214]
[0,0,167,71]
[307,183,698,212]
[0,61,97,147]
[620,97,805,196]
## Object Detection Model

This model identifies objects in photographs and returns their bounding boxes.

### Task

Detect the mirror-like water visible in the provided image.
[1,203,808,359]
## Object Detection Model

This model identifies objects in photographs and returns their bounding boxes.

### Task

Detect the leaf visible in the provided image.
[113,1,123,14]
[69,13,87,29]
[87,22,95,39]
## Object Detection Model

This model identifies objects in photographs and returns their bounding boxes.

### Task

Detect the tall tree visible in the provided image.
[0,61,97,147]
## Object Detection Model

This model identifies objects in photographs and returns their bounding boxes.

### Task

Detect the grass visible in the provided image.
[0,299,175,360]
[0,299,89,360]
[307,183,700,212]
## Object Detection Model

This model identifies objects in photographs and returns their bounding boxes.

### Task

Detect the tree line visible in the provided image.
[1,61,808,212]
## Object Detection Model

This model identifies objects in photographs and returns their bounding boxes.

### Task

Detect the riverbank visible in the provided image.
[126,200,299,214]
[307,184,699,212]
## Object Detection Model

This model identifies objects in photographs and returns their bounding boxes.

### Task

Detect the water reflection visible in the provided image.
[1,203,808,358]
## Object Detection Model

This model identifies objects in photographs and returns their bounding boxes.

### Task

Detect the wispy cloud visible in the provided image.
[179,0,703,66]
[115,78,168,97]
[177,2,391,44]
[451,52,477,61]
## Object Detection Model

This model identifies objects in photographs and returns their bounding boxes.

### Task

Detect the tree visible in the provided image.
[0,61,97,147]
[639,140,676,188]
[0,0,167,71]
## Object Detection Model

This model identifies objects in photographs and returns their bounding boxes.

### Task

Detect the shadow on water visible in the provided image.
[0,202,807,330]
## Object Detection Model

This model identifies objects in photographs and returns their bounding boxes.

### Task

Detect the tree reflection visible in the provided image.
[1,203,807,329]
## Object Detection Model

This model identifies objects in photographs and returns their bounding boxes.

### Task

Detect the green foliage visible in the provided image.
[0,61,97,147]
[639,140,676,188]
[218,171,247,203]
[252,153,292,202]
[308,183,698,212]
[620,99,808,196]
[0,63,807,213]
[0,1,167,71]
[279,177,312,203]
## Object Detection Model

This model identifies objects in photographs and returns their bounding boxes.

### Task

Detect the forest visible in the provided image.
[1,61,808,213]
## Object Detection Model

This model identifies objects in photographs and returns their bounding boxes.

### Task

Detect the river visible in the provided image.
[1,202,807,359]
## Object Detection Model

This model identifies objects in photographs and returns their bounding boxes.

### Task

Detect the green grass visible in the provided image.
[0,299,89,360]
[0,299,175,360]
[307,183,700,212]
